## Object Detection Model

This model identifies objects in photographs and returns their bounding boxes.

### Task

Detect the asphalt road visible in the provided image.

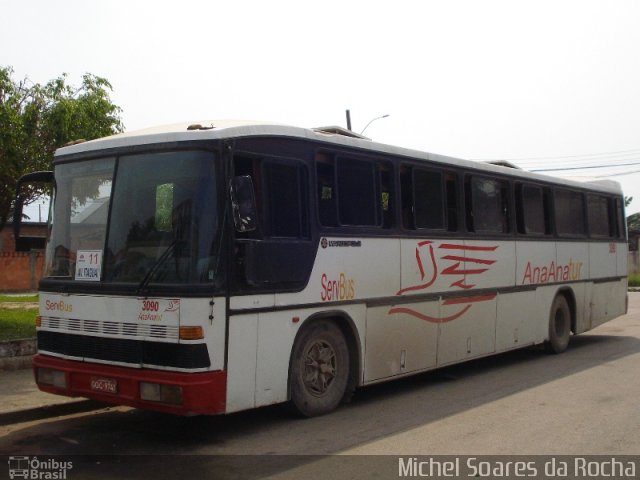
[2,293,639,479]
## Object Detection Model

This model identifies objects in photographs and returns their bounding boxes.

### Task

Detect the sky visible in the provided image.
[3,0,640,215]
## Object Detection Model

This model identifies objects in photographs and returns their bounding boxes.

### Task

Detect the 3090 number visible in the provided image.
[142,300,160,312]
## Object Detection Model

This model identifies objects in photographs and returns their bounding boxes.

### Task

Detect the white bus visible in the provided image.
[14,121,628,417]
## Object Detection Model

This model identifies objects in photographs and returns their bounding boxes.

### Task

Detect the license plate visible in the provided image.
[90,377,118,394]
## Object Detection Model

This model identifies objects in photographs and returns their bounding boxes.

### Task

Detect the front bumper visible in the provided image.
[32,354,227,416]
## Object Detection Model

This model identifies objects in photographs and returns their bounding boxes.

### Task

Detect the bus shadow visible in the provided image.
[2,331,639,479]
[155,333,637,438]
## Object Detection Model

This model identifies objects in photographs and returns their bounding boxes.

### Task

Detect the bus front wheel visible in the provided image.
[290,320,350,417]
[546,295,571,354]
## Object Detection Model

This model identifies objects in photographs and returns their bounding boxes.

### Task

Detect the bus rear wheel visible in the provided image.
[546,295,571,354]
[290,320,350,417]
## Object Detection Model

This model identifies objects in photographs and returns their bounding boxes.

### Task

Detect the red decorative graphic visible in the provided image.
[396,241,438,295]
[441,294,498,306]
[165,299,180,312]
[388,305,472,324]
[390,241,498,323]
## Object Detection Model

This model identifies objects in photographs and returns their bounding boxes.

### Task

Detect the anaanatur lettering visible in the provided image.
[522,259,583,285]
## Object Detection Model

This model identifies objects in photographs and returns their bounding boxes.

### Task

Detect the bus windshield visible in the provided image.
[44,150,221,289]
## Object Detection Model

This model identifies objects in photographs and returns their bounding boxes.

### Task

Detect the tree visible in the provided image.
[0,66,124,231]
[626,197,638,234]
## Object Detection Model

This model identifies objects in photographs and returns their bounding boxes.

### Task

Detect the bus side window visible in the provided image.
[316,152,391,229]
[615,197,626,239]
[337,157,378,226]
[233,155,263,238]
[400,165,414,229]
[555,188,586,237]
[467,176,510,234]
[316,153,337,227]
[401,166,458,232]
[445,173,458,232]
[516,184,550,235]
[400,165,451,231]
[380,162,394,229]
[263,161,309,238]
[587,194,612,238]
[413,168,445,230]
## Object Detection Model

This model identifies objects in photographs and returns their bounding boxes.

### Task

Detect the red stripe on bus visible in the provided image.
[389,305,472,324]
[442,294,497,305]
[439,244,498,251]
[441,263,488,276]
[442,255,496,265]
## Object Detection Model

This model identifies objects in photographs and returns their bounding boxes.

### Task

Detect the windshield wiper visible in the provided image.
[137,240,178,295]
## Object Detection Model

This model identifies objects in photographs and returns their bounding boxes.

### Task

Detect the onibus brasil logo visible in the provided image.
[8,456,73,479]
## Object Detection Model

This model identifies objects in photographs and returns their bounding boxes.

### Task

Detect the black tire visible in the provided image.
[289,320,350,417]
[546,295,571,354]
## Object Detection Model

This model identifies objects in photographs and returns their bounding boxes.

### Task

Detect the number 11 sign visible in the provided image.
[75,250,103,281]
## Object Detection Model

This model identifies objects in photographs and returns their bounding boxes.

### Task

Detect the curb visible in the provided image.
[0,400,105,426]
[0,355,33,370]
[0,338,36,371]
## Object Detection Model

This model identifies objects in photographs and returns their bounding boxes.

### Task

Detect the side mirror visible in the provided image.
[230,175,258,232]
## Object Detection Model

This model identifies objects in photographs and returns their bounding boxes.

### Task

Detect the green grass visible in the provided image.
[629,274,640,287]
[0,295,39,303]
[0,307,38,341]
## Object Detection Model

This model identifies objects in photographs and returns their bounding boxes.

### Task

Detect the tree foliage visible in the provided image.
[0,66,124,231]
[627,212,640,232]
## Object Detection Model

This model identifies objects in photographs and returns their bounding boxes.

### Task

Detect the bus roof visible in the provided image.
[55,120,623,195]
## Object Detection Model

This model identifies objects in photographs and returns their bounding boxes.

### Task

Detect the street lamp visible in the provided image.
[360,114,390,135]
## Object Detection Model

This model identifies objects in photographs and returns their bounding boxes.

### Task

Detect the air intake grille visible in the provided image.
[37,331,210,369]
[39,317,179,340]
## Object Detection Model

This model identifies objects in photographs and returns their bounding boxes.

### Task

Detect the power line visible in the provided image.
[517,158,640,170]
[472,148,640,175]
[476,147,640,164]
[521,154,640,166]
[597,168,640,178]
[530,161,640,173]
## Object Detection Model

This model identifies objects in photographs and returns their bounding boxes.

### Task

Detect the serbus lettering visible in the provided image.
[522,259,583,285]
[321,273,355,301]
[45,300,73,312]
